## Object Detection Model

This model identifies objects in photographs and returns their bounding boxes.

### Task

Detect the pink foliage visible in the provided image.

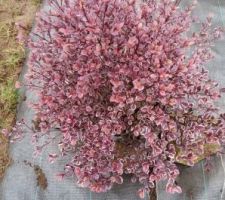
[9,0,225,198]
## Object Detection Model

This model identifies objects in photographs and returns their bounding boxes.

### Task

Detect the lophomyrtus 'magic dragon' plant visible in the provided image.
[7,0,225,198]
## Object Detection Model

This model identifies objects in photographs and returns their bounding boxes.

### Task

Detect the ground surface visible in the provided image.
[0,0,41,180]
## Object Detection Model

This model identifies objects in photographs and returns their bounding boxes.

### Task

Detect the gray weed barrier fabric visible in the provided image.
[1,0,225,200]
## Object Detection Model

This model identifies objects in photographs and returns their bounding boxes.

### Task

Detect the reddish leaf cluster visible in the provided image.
[12,0,225,198]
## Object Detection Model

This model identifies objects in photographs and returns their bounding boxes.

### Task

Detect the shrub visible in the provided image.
[9,0,225,198]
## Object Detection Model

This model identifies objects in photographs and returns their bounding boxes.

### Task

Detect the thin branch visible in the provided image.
[81,1,90,23]
[175,0,181,6]
[149,185,157,200]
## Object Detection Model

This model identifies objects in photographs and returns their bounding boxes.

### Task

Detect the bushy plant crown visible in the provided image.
[8,0,225,198]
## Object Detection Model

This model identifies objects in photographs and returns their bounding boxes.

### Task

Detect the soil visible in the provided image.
[34,165,48,190]
[0,134,11,180]
[24,160,48,190]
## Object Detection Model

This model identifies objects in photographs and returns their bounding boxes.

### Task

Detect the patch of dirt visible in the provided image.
[24,160,48,190]
[34,165,48,190]
[32,117,41,132]
[0,134,11,180]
